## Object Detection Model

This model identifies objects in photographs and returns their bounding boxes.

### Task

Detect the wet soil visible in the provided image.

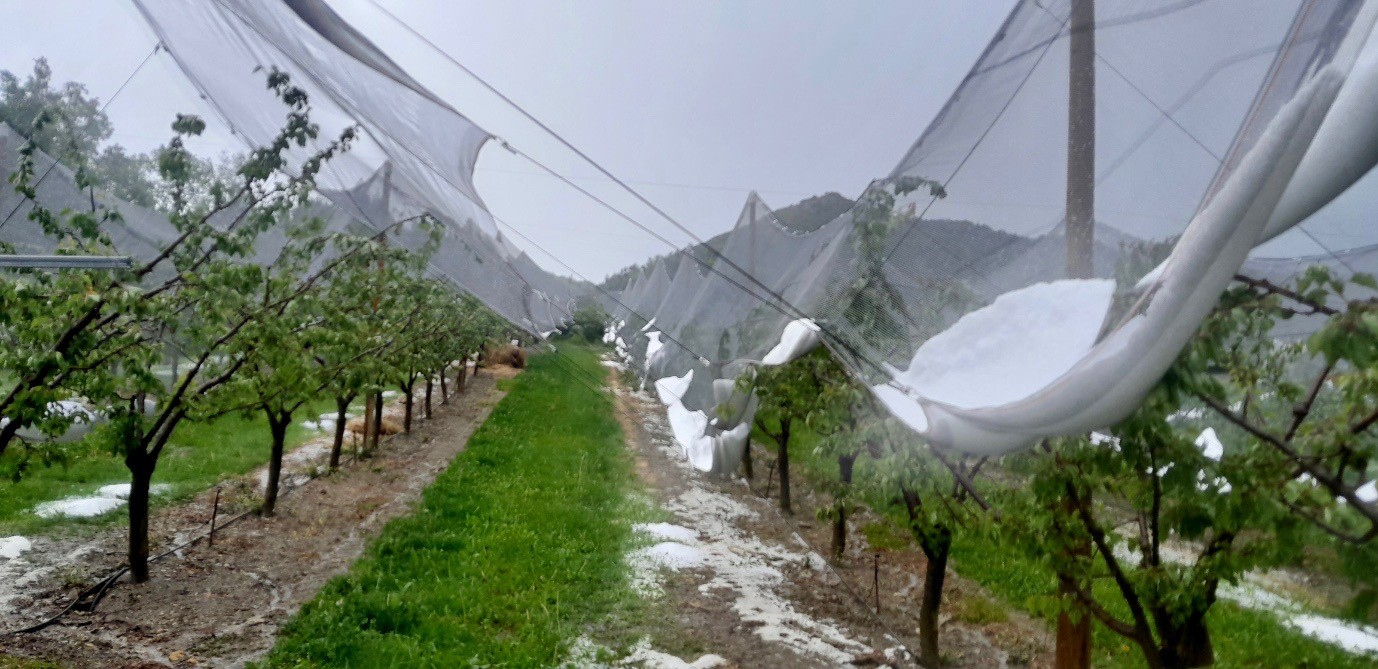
[611,370,1054,669]
[0,373,507,669]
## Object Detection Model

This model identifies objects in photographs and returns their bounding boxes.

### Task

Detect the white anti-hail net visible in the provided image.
[4,1,1378,470]
[2,0,588,337]
[608,0,1378,471]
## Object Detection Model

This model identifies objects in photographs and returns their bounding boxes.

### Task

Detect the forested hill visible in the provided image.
[598,191,855,293]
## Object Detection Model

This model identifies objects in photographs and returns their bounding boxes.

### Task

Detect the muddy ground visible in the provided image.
[610,368,1054,669]
[0,372,507,669]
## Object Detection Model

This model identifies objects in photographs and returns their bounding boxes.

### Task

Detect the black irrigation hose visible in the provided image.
[0,400,425,637]
[2,504,253,637]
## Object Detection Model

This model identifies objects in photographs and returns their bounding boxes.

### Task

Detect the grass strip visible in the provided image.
[258,345,638,667]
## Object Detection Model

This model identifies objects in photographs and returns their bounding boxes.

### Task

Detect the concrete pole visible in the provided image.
[1065,0,1096,280]
[1058,3,1095,669]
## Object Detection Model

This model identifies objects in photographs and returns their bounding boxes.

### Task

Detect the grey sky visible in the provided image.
[0,0,1015,280]
[331,0,1018,281]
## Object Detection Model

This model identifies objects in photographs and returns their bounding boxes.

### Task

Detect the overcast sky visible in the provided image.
[0,0,1015,280]
[331,0,1017,281]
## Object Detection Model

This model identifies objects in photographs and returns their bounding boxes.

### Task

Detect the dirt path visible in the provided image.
[610,365,1053,669]
[0,372,508,669]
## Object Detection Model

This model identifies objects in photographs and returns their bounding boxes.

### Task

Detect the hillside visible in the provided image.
[599,191,855,293]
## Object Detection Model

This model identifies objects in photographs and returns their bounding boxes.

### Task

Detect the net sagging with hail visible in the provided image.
[5,1,1378,470]
[2,0,586,335]
[609,0,1378,472]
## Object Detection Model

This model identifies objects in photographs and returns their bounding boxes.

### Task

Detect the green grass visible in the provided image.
[950,531,1377,668]
[0,655,64,669]
[258,345,645,668]
[952,593,1010,625]
[752,420,1377,668]
[0,397,337,535]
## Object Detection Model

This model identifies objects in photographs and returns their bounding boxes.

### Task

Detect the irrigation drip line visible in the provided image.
[0,42,162,233]
[4,501,250,637]
[0,402,418,638]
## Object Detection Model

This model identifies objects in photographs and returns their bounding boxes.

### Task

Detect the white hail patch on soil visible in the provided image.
[32,497,125,519]
[302,409,356,433]
[32,483,174,519]
[624,639,729,668]
[636,412,874,666]
[1116,540,1378,655]
[94,483,171,500]
[631,519,707,571]
[0,538,103,617]
[636,542,708,571]
[0,536,31,560]
[563,635,728,669]
[256,440,332,492]
[634,522,698,544]
[1224,582,1378,655]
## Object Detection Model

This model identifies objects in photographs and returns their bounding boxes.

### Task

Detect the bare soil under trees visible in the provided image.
[0,374,506,669]
[611,370,1056,669]
[4,361,1063,669]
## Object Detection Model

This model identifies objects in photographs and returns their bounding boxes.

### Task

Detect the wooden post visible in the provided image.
[208,487,221,548]
[362,394,375,454]
[742,435,753,481]
[873,553,881,614]
[371,391,384,451]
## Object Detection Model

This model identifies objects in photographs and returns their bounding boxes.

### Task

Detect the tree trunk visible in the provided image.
[0,419,23,461]
[262,411,291,517]
[424,377,433,420]
[126,456,153,583]
[831,452,857,560]
[902,485,952,667]
[457,355,468,390]
[742,434,753,480]
[402,379,415,434]
[371,390,384,451]
[362,393,375,455]
[918,528,952,667]
[439,369,449,404]
[1164,614,1214,668]
[124,403,182,584]
[1057,492,1092,669]
[329,395,350,470]
[777,419,792,515]
[121,398,155,584]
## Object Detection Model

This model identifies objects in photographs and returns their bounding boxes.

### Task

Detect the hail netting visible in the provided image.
[129,0,585,334]
[0,119,374,278]
[0,124,178,272]
[611,0,1378,470]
